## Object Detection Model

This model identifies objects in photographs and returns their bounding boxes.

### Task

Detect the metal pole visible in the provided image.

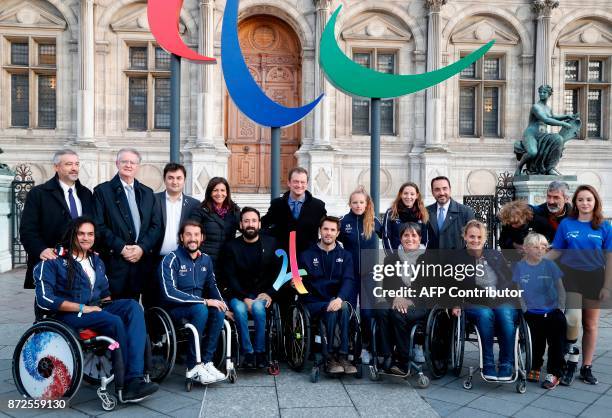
[371,98,381,216]
[170,53,181,163]
[271,127,281,201]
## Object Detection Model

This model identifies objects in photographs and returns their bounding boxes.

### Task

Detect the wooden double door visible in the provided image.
[226,16,303,193]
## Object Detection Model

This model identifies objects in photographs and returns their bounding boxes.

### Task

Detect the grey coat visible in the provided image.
[426,199,475,250]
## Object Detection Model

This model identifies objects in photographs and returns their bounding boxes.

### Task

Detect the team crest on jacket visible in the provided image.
[344,224,352,233]
[336,258,343,263]
[312,258,319,266]
[201,266,207,272]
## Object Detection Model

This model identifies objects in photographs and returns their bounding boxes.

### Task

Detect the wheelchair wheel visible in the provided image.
[425,308,451,379]
[269,303,284,362]
[284,303,311,372]
[213,321,230,371]
[13,321,83,400]
[451,313,465,377]
[517,315,532,376]
[145,307,176,383]
[348,307,362,379]
[82,345,113,385]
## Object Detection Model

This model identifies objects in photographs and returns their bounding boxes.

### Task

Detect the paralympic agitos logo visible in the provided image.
[148,0,495,127]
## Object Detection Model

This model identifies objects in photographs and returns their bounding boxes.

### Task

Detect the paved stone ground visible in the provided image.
[0,267,611,417]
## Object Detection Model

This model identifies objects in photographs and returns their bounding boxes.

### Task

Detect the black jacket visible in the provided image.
[189,205,240,267]
[499,213,555,262]
[426,199,475,250]
[222,235,281,300]
[93,174,161,299]
[20,175,94,289]
[153,191,200,255]
[262,191,327,255]
[532,203,572,242]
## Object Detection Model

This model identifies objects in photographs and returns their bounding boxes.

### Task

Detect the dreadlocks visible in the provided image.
[59,216,96,290]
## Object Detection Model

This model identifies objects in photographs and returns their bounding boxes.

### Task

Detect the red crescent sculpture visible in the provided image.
[148,0,216,63]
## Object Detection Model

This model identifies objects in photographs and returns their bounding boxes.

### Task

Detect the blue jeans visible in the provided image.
[230,298,267,354]
[305,301,350,356]
[169,303,225,368]
[466,306,518,369]
[58,299,145,381]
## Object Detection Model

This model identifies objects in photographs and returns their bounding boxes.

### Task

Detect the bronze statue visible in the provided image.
[514,85,581,175]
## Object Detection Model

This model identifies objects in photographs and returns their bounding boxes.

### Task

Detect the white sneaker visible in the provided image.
[202,362,225,381]
[361,349,372,365]
[186,363,216,385]
[412,345,425,363]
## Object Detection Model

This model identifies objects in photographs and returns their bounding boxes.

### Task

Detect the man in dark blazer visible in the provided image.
[20,149,94,289]
[261,167,326,255]
[426,176,475,250]
[154,163,200,258]
[93,148,161,302]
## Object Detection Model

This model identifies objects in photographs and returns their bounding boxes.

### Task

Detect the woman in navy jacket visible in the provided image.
[338,187,382,358]
[34,217,157,401]
[382,182,429,255]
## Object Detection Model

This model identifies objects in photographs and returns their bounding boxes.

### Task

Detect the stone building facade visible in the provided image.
[0,0,611,215]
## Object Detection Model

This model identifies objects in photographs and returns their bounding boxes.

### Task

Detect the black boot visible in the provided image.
[560,346,579,386]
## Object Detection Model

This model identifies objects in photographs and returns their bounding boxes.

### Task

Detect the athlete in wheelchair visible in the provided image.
[448,220,531,393]
[222,207,283,373]
[285,216,361,381]
[156,220,230,388]
[13,217,158,409]
[369,222,430,387]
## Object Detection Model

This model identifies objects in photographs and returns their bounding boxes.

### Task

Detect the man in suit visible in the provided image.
[93,148,161,302]
[426,176,475,250]
[261,167,327,255]
[155,163,200,258]
[20,149,94,289]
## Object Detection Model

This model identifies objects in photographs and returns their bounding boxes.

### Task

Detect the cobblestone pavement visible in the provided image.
[0,267,611,417]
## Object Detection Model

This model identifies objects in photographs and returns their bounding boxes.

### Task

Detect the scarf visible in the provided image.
[397,246,425,287]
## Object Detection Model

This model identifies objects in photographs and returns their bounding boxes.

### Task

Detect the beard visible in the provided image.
[184,241,200,253]
[242,228,259,240]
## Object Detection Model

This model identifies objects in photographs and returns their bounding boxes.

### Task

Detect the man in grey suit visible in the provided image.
[426,176,475,250]
[155,163,200,258]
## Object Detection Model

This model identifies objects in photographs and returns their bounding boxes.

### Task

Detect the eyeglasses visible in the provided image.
[119,160,139,166]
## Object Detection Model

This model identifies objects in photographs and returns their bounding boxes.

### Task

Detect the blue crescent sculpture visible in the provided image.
[221,0,323,128]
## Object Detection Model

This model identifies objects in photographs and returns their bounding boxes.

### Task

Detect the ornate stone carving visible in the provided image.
[558,22,612,47]
[532,0,559,18]
[0,1,66,29]
[425,0,448,13]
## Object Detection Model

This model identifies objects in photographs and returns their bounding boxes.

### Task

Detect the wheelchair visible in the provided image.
[227,302,283,375]
[367,310,431,388]
[451,309,532,393]
[144,306,236,391]
[12,306,155,411]
[284,297,362,383]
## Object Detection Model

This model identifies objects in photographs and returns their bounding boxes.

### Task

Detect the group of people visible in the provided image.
[19,147,611,404]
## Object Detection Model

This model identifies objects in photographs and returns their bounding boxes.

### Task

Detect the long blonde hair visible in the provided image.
[390,182,429,223]
[348,186,375,239]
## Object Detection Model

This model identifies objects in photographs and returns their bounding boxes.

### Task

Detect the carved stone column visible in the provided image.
[533,0,559,97]
[313,0,332,149]
[77,0,95,144]
[425,0,447,150]
[196,0,215,148]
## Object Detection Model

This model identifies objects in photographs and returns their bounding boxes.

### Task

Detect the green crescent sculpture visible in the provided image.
[319,5,495,99]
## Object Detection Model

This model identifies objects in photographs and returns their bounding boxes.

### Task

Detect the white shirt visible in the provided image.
[75,256,96,289]
[160,192,183,256]
[58,180,82,216]
[436,200,451,225]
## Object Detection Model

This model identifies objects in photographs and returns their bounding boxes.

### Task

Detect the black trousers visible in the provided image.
[376,308,428,362]
[524,309,566,377]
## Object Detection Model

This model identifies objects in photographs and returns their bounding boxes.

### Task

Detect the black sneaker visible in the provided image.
[122,378,159,401]
[580,365,598,385]
[388,362,409,376]
[560,363,576,386]
[241,352,255,368]
[255,352,267,369]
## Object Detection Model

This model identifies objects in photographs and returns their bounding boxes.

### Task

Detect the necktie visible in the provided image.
[126,185,141,240]
[437,207,445,230]
[68,188,78,219]
[291,201,301,220]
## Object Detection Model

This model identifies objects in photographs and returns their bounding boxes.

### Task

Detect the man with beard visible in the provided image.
[223,207,280,369]
[532,181,572,242]
[158,221,227,385]
[300,216,357,375]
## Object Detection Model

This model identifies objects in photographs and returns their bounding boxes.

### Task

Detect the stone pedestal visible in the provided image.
[514,175,577,206]
[0,172,14,272]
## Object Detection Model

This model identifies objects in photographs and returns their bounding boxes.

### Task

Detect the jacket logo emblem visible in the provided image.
[313,258,319,266]
[336,258,343,263]
[344,224,352,233]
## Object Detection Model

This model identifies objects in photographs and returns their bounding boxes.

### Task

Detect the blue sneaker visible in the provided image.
[498,364,513,381]
[482,364,497,380]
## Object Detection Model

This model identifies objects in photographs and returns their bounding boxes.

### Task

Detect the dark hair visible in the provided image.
[288,167,309,181]
[569,184,604,229]
[319,215,341,230]
[163,163,187,179]
[431,176,451,190]
[240,206,260,221]
[399,222,422,238]
[178,220,206,241]
[202,177,238,212]
[59,216,96,290]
